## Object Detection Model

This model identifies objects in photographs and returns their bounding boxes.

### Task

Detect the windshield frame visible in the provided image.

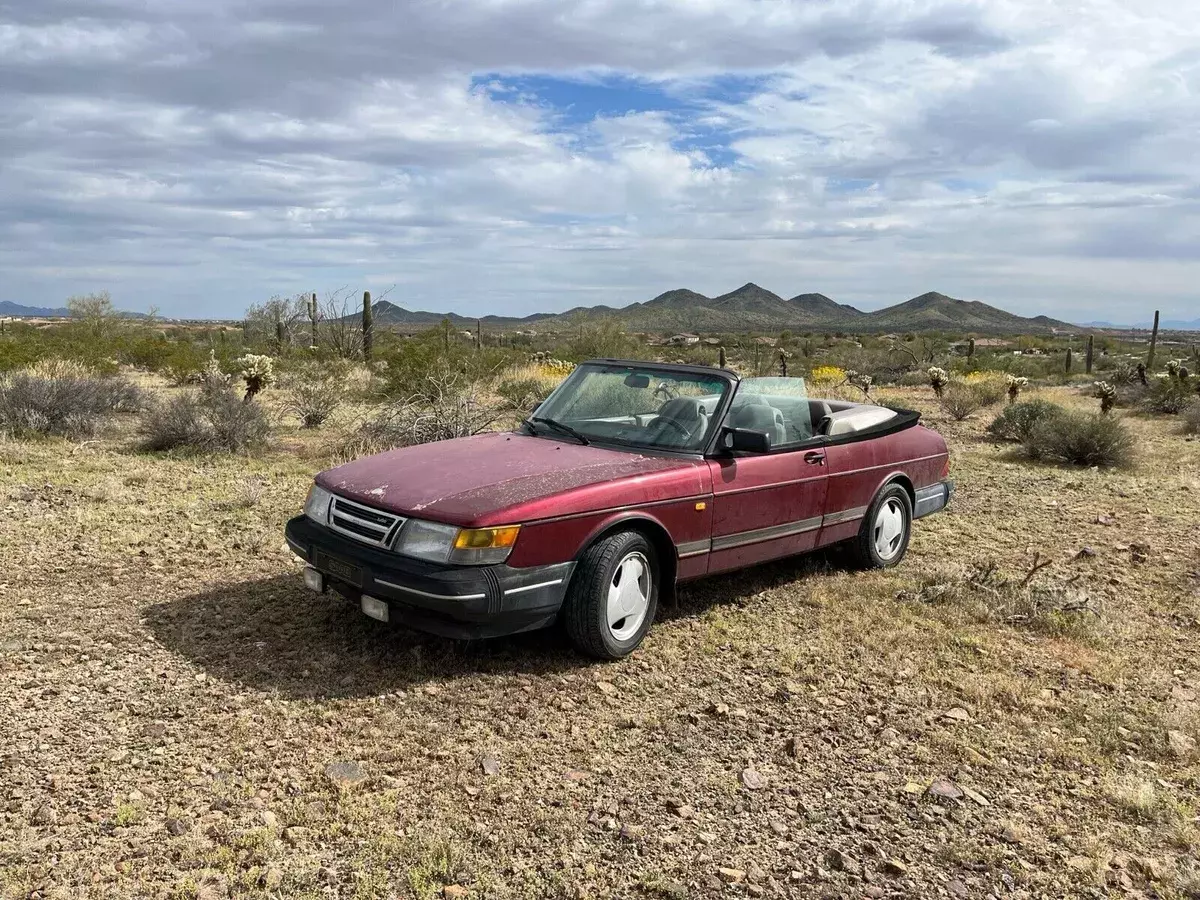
[523,359,739,457]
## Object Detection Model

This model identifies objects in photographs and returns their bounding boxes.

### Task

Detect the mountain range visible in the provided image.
[0,301,71,318]
[363,284,1078,334]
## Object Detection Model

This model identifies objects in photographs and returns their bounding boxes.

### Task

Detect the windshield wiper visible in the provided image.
[527,416,590,445]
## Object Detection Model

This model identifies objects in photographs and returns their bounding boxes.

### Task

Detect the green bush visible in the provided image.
[0,373,144,438]
[938,382,990,421]
[1183,401,1200,435]
[140,380,269,452]
[1141,377,1195,415]
[284,362,348,429]
[987,399,1064,443]
[1023,411,1135,468]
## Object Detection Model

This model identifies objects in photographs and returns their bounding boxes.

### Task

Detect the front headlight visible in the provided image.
[393,519,460,564]
[304,483,333,525]
[393,521,521,566]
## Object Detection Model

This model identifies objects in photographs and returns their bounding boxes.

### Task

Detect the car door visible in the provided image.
[705,433,830,575]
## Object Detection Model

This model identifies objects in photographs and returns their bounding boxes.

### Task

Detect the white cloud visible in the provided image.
[1,0,1198,320]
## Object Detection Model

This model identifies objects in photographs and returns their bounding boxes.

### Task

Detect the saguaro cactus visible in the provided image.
[1085,334,1094,374]
[1148,309,1160,371]
[309,292,319,348]
[967,337,975,359]
[362,290,373,362]
[1065,347,1073,373]
[718,346,726,368]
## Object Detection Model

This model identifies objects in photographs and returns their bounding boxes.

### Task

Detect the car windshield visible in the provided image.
[529,362,731,451]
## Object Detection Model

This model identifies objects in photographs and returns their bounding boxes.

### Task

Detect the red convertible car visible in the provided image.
[286,359,952,659]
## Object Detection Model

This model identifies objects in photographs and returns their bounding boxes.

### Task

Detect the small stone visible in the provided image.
[717,868,746,884]
[165,817,189,836]
[942,707,971,723]
[747,865,766,884]
[999,823,1027,845]
[826,849,861,876]
[926,778,964,803]
[1066,856,1093,873]
[1167,730,1196,759]
[865,888,885,899]
[618,823,644,842]
[960,785,989,806]
[283,826,308,845]
[768,819,788,836]
[480,752,501,776]
[443,886,469,899]
[709,702,730,717]
[595,681,617,696]
[785,735,801,758]
[667,799,694,819]
[31,804,57,826]
[947,879,969,898]
[879,727,900,745]
[883,859,909,876]
[1134,857,1163,882]
[747,886,764,898]
[263,867,283,889]
[324,760,367,787]
[259,810,279,828]
[741,767,766,790]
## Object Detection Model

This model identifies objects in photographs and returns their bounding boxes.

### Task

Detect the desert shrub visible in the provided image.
[987,399,1064,443]
[160,342,210,385]
[938,382,990,420]
[284,362,348,428]
[1183,401,1200,435]
[962,371,1007,406]
[1141,376,1195,415]
[898,559,1101,638]
[140,379,269,452]
[1023,411,1134,468]
[0,372,144,438]
[346,374,505,457]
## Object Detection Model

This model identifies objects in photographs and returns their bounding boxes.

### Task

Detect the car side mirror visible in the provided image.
[720,426,771,454]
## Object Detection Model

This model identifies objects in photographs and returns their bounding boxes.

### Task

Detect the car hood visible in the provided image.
[317,431,703,526]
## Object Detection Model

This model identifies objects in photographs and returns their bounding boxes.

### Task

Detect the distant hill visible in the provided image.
[859,292,1075,332]
[0,301,71,318]
[338,288,1080,334]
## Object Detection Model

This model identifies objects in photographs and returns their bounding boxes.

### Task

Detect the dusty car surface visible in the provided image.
[286,359,952,658]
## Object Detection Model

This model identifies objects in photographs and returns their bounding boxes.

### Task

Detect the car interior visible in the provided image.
[551,371,898,451]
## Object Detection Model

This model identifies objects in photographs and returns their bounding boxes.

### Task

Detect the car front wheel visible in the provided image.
[851,483,913,569]
[563,531,659,660]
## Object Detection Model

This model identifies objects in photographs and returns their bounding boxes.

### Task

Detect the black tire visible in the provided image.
[563,531,659,660]
[849,483,913,569]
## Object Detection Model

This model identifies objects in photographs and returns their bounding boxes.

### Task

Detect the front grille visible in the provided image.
[328,496,405,548]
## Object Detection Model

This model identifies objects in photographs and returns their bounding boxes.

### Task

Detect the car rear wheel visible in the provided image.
[563,531,659,660]
[850,483,912,569]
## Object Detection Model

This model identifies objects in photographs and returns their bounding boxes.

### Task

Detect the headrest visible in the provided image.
[732,404,777,432]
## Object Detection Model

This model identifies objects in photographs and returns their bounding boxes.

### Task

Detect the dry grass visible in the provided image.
[1,384,1199,899]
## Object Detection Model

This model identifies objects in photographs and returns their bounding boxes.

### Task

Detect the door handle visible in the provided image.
[804,451,826,466]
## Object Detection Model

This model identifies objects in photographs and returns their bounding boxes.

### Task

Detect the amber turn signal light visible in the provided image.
[454,525,521,551]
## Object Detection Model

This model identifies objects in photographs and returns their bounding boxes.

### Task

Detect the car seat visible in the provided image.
[730,402,786,447]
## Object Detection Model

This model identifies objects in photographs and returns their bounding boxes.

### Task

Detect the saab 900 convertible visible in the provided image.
[286,359,952,659]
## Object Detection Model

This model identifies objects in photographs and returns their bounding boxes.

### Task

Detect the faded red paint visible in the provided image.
[313,417,949,578]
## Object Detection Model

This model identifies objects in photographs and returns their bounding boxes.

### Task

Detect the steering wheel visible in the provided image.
[653,382,678,401]
[653,417,692,441]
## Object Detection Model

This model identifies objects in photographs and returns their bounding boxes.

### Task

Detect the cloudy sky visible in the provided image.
[2,0,1198,322]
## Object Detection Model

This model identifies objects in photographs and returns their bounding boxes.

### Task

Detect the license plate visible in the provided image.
[361,595,389,622]
[314,550,362,586]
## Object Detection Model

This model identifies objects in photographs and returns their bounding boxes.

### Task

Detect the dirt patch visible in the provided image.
[2,387,1199,899]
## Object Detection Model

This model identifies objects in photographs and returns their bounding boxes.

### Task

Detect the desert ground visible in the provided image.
[2,384,1199,899]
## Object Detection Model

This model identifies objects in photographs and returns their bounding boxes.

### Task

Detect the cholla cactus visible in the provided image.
[203,350,231,387]
[1166,359,1186,381]
[927,366,949,398]
[845,369,873,396]
[1005,374,1028,404]
[1094,381,1116,415]
[237,353,275,401]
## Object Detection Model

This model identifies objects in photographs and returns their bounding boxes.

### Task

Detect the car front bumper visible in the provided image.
[285,516,574,640]
[913,479,954,519]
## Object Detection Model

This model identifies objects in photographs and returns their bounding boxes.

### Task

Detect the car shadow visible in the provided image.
[145,549,857,700]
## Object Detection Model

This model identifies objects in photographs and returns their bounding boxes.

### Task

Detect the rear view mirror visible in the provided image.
[721,426,771,454]
[624,373,651,389]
